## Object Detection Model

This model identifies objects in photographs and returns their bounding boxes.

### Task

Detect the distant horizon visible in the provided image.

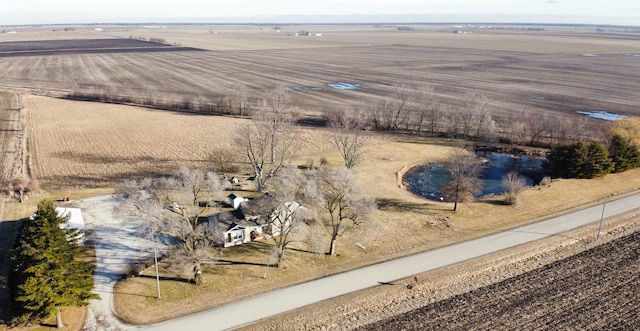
[2,1,639,27]
[2,14,639,28]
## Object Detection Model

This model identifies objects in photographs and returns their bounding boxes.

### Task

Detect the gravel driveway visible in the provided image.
[68,195,158,331]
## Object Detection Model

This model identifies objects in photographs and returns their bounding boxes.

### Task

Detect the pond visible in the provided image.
[405,152,543,201]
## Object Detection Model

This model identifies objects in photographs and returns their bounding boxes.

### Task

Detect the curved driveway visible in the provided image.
[145,193,640,331]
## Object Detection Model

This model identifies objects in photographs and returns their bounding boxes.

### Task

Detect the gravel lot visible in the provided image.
[66,195,160,331]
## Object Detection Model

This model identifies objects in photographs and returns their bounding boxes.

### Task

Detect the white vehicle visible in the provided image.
[167,202,182,213]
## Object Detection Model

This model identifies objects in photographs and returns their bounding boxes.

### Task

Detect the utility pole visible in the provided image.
[596,198,606,241]
[153,233,161,299]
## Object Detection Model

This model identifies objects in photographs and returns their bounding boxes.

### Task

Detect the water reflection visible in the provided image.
[405,153,543,201]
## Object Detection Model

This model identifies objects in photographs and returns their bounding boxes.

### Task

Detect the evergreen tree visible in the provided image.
[580,141,613,178]
[545,143,580,178]
[609,134,640,173]
[545,141,613,179]
[10,200,98,328]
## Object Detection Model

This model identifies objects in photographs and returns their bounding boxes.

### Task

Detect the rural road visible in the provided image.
[143,193,640,331]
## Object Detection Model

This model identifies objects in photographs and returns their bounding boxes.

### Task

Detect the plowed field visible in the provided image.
[24,94,339,189]
[2,27,640,118]
[361,230,640,331]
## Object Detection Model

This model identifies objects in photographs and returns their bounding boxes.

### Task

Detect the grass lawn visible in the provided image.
[111,136,640,324]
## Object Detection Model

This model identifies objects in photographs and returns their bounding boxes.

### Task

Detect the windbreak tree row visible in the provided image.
[544,134,640,179]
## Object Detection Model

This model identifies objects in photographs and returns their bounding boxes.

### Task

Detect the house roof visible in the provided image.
[200,210,264,232]
[239,194,278,219]
[56,207,85,231]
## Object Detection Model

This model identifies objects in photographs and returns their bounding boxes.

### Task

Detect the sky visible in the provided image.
[1,0,639,26]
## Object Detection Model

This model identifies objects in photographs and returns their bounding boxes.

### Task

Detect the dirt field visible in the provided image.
[2,25,640,328]
[0,38,192,57]
[0,91,24,323]
[1,26,640,119]
[362,231,640,330]
[241,211,640,331]
[23,94,342,190]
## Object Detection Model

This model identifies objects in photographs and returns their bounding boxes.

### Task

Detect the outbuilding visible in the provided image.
[55,207,86,244]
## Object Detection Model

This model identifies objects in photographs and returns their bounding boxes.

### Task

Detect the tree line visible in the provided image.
[67,83,600,149]
[544,134,640,179]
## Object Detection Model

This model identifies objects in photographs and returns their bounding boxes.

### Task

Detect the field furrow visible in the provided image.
[3,30,640,119]
[24,94,338,189]
[361,230,640,331]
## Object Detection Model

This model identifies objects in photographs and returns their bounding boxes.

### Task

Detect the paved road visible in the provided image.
[144,194,640,331]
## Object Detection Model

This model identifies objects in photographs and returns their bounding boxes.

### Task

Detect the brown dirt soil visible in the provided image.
[2,27,640,120]
[240,212,640,331]
[24,94,342,190]
[0,91,88,330]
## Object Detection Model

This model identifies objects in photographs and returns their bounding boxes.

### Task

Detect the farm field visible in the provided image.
[1,25,640,120]
[15,90,640,325]
[0,91,23,324]
[23,94,342,189]
[0,38,201,57]
[360,229,640,331]
[1,25,640,328]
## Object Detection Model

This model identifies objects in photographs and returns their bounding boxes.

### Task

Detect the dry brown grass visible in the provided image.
[17,93,640,324]
[4,25,640,326]
[102,98,640,324]
[0,306,86,331]
[24,94,339,190]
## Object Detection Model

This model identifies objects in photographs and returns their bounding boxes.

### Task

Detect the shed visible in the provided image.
[55,207,86,244]
[228,193,248,210]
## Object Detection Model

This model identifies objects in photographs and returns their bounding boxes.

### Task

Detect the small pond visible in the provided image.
[405,152,543,201]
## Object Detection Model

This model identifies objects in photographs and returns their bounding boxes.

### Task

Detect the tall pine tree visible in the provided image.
[10,200,98,328]
[609,134,640,173]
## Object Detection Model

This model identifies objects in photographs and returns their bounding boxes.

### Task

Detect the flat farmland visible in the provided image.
[24,94,340,189]
[0,38,201,57]
[1,26,640,119]
[361,229,640,331]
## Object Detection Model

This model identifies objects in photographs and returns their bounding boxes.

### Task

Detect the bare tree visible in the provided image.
[118,168,224,256]
[505,108,528,145]
[116,179,166,295]
[469,94,493,139]
[328,107,369,169]
[525,111,551,146]
[258,85,292,163]
[502,171,528,205]
[266,166,320,266]
[413,85,434,133]
[442,107,461,138]
[230,82,250,116]
[551,115,572,143]
[314,167,376,256]
[236,86,297,191]
[458,93,493,140]
[235,118,297,191]
[9,177,37,203]
[571,116,590,142]
[427,104,445,137]
[372,85,413,131]
[440,149,484,212]
[210,147,240,175]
